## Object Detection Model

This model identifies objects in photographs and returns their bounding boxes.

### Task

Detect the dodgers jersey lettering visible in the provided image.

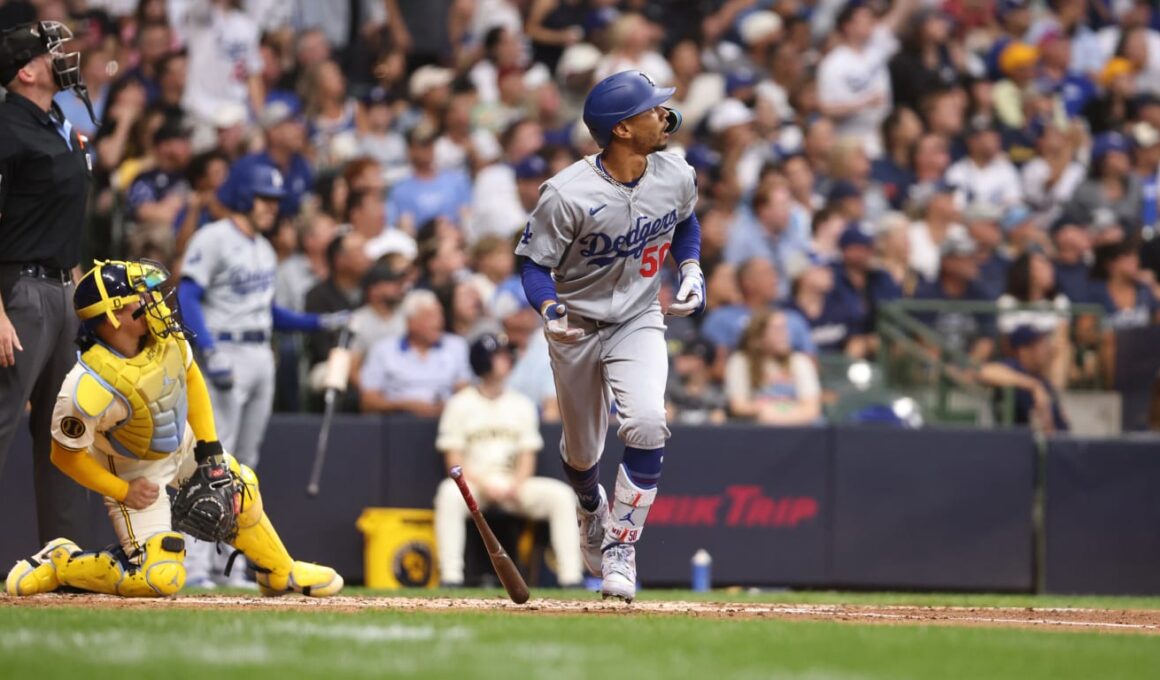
[515,151,697,323]
[180,218,277,334]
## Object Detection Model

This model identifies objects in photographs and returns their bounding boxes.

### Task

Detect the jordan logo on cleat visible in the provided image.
[619,509,637,526]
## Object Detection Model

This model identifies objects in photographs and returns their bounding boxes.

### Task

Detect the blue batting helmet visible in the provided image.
[582,71,682,147]
[469,333,511,378]
[221,163,288,214]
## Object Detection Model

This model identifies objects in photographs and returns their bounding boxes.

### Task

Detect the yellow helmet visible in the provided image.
[74,260,186,340]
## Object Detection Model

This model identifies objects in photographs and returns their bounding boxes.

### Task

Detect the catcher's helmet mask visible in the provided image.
[74,260,190,346]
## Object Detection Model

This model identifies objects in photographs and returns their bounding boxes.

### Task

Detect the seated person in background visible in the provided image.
[494,288,559,421]
[666,337,728,425]
[786,250,859,356]
[725,310,823,425]
[1089,239,1160,387]
[359,290,471,417]
[701,256,816,357]
[304,231,373,367]
[912,226,997,364]
[348,263,410,391]
[996,251,1074,388]
[829,225,902,358]
[980,326,1070,434]
[433,334,582,587]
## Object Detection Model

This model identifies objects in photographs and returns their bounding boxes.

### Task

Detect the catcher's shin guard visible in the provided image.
[226,458,343,597]
[5,538,79,596]
[56,532,187,597]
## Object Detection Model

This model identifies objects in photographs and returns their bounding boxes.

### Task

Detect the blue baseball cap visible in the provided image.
[1000,205,1033,232]
[261,91,303,128]
[1008,324,1046,349]
[1092,131,1130,163]
[827,180,861,203]
[513,154,549,180]
[725,69,761,96]
[361,85,395,107]
[839,225,874,249]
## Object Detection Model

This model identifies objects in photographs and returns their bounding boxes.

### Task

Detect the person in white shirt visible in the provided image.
[946,117,1024,210]
[174,0,264,131]
[593,13,673,86]
[432,333,582,587]
[817,0,918,158]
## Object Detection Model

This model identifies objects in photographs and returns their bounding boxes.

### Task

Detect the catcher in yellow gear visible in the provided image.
[5,260,342,598]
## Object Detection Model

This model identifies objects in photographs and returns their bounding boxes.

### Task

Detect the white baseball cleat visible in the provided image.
[578,486,609,577]
[600,543,636,603]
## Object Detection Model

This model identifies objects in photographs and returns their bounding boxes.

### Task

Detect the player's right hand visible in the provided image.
[0,312,23,367]
[204,349,234,391]
[542,302,584,342]
[123,477,160,510]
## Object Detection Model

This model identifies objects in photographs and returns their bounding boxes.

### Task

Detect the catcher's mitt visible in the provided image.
[172,441,239,542]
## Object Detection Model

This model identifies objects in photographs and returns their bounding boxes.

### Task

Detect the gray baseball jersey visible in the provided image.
[515,151,697,323]
[180,218,277,335]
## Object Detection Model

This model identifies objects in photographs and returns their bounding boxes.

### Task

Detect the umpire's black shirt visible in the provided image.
[0,92,90,270]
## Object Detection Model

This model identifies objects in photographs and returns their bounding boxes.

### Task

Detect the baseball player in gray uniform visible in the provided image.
[516,71,704,602]
[176,164,347,585]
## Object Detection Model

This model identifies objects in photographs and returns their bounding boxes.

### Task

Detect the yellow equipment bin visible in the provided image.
[356,508,439,589]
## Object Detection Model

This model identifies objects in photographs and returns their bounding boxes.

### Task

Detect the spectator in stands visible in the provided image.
[388,125,473,232]
[113,20,170,106]
[301,59,358,169]
[1083,57,1135,135]
[125,119,193,260]
[1090,240,1160,332]
[787,250,859,356]
[817,0,916,158]
[177,0,265,138]
[357,86,408,182]
[946,116,1024,209]
[349,188,418,263]
[908,181,962,283]
[724,179,811,295]
[359,289,472,417]
[876,212,918,294]
[469,126,547,244]
[415,231,469,292]
[155,50,187,112]
[438,279,493,340]
[493,289,558,421]
[904,131,953,210]
[872,107,923,209]
[222,93,313,220]
[963,203,1013,300]
[1067,132,1143,236]
[305,231,373,366]
[831,226,903,357]
[810,207,846,261]
[174,150,229,259]
[1020,122,1085,215]
[667,337,728,426]
[889,8,963,112]
[468,234,517,312]
[997,251,1075,389]
[980,326,1070,433]
[1050,213,1095,304]
[275,212,339,313]
[348,264,410,393]
[725,309,823,425]
[701,257,815,356]
[913,227,997,363]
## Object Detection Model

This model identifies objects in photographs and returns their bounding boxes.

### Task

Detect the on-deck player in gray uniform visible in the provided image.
[516,71,705,602]
[176,164,348,586]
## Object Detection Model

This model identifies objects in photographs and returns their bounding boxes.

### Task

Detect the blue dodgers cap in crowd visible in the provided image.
[361,85,394,107]
[839,225,874,249]
[827,180,861,203]
[261,91,303,128]
[1008,324,1047,349]
[1092,131,1130,162]
[1000,204,1033,232]
[685,144,720,170]
[725,69,760,95]
[513,154,548,180]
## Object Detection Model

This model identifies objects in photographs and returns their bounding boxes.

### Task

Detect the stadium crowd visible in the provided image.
[13,0,1160,433]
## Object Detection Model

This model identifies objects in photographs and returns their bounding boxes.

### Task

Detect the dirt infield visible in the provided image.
[4,593,1160,634]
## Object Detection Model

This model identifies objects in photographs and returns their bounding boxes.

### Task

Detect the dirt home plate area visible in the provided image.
[4,593,1160,635]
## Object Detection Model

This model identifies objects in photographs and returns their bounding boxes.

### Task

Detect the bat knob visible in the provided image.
[449,466,462,480]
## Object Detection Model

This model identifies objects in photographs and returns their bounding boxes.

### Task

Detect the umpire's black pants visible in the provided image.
[0,268,91,545]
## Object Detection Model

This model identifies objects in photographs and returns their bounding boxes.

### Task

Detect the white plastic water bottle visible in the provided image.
[691,549,712,592]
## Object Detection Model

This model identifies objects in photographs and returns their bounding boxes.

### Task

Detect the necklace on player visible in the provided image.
[586,154,646,194]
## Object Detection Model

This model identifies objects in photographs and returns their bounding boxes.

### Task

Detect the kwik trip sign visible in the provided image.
[648,485,819,528]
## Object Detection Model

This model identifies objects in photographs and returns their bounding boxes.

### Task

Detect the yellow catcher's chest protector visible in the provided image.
[76,337,189,460]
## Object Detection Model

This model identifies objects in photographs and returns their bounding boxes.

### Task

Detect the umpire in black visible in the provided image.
[0,20,95,544]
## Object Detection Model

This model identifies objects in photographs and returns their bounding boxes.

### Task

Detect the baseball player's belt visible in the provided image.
[216,330,270,343]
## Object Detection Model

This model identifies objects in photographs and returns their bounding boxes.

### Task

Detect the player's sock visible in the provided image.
[622,446,663,489]
[563,461,602,512]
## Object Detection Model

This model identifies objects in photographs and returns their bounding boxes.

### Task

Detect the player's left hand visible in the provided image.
[319,310,352,331]
[667,261,705,317]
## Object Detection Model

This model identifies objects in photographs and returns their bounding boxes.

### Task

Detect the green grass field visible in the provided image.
[3,589,1159,679]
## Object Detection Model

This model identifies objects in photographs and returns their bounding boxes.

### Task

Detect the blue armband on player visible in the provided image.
[177,279,214,352]
[520,258,558,313]
[670,212,702,265]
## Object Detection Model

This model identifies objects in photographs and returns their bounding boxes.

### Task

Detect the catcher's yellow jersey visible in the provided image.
[52,336,194,461]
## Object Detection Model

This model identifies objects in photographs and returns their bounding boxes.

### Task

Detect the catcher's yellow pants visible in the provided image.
[55,430,308,596]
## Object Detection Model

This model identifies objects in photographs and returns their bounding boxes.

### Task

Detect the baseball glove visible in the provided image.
[172,441,239,543]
